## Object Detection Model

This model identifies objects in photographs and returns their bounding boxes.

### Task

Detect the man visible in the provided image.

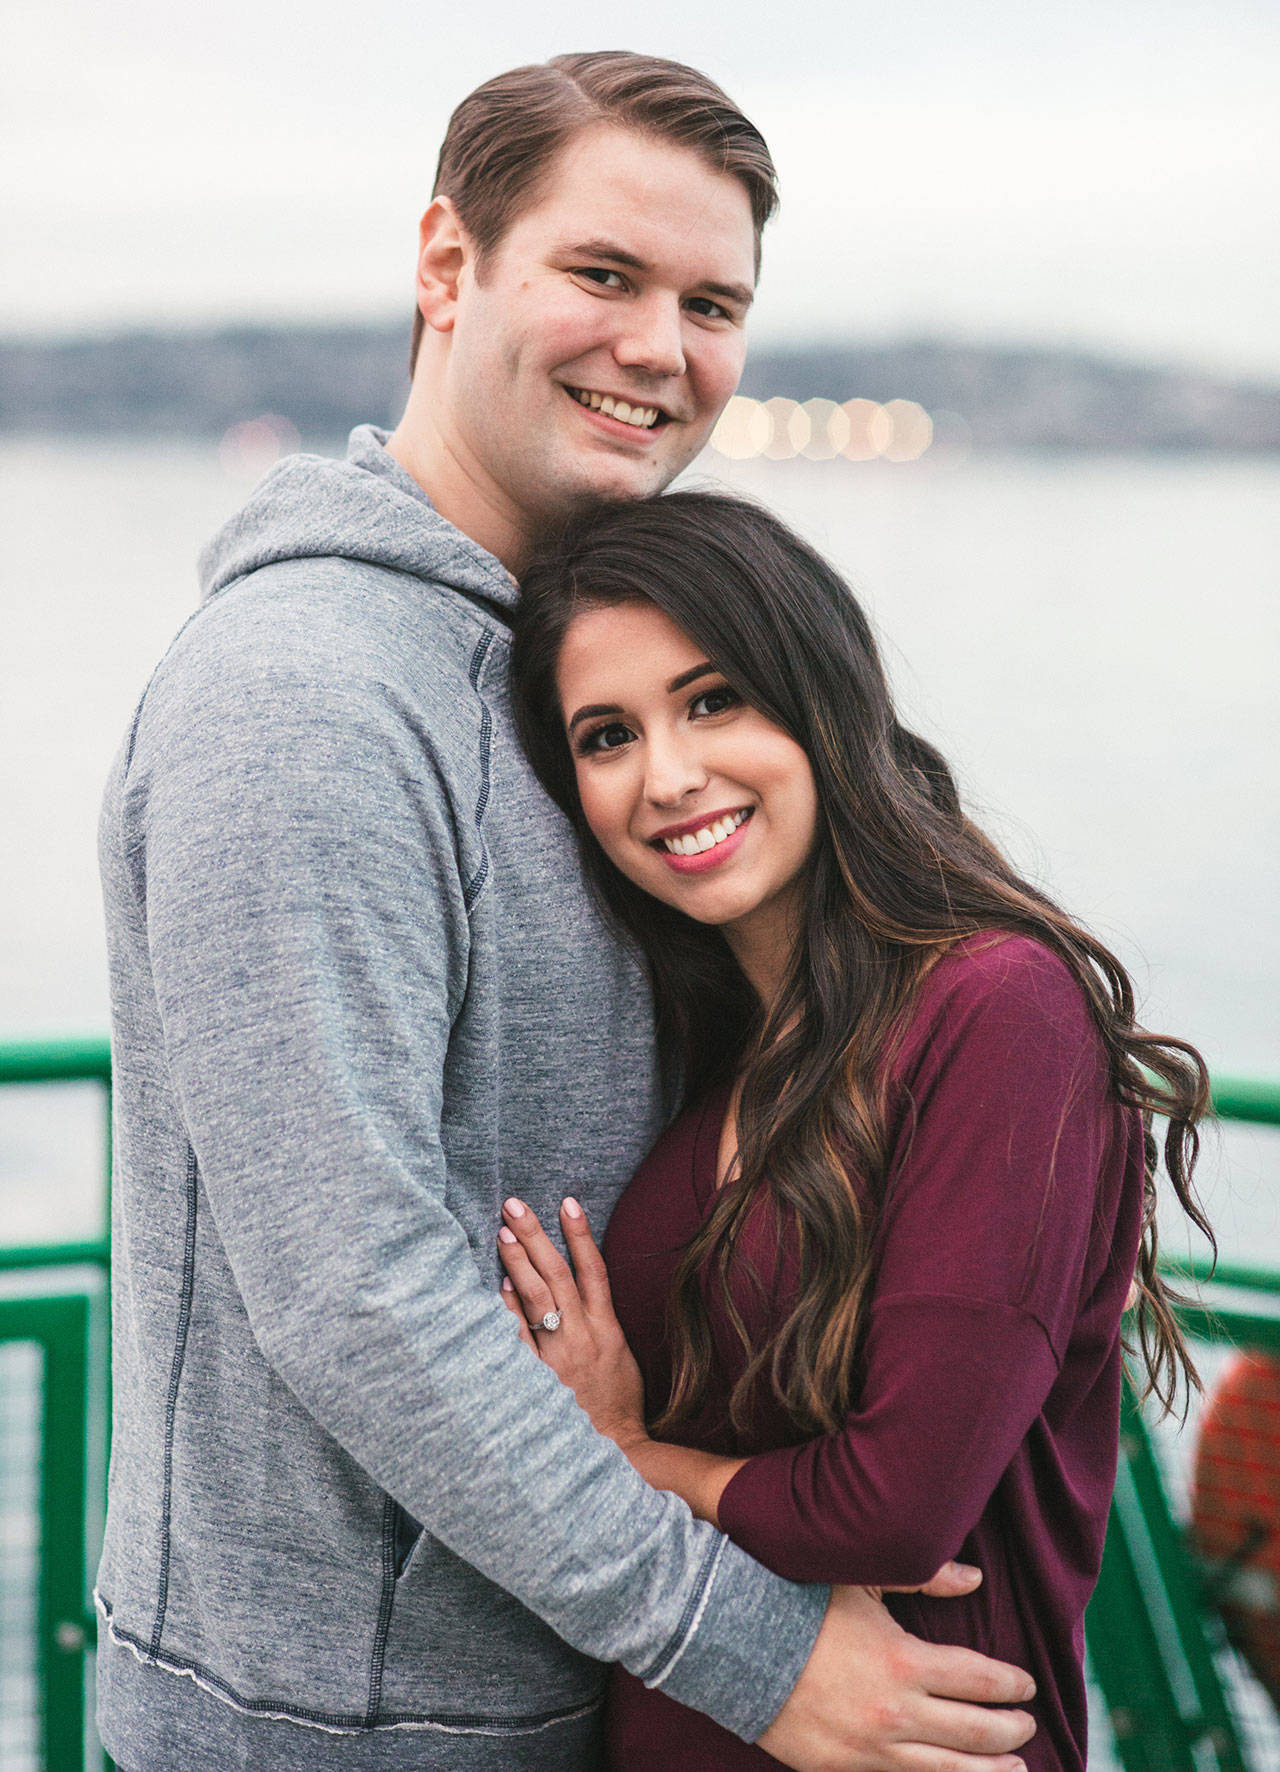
[96,52,1037,1772]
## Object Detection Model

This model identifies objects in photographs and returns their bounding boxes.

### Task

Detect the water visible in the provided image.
[8,435,1274,1254]
[0,434,1276,1763]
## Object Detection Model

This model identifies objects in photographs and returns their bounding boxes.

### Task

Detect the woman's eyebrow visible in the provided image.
[567,702,621,736]
[667,662,717,693]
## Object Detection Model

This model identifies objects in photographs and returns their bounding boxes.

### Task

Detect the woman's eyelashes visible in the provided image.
[689,684,741,718]
[575,719,635,756]
[573,683,743,757]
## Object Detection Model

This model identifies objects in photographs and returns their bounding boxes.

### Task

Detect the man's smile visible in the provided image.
[563,383,671,431]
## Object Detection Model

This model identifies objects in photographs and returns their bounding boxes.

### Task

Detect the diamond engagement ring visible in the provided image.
[539,1310,562,1333]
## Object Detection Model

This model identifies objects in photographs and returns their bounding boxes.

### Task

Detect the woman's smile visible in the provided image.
[650,805,754,871]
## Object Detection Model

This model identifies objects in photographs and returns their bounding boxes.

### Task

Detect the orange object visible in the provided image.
[1192,1350,1280,1703]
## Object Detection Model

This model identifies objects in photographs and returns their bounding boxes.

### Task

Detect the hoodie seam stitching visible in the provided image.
[463,630,496,911]
[148,1143,199,1661]
[363,1495,399,1724]
[641,1534,727,1688]
[99,1595,602,1734]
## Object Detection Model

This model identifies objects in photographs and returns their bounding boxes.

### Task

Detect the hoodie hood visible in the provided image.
[198,425,518,622]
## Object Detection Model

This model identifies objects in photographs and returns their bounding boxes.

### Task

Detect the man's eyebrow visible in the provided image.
[562,238,754,309]
[565,663,718,736]
[700,280,754,309]
[563,238,649,271]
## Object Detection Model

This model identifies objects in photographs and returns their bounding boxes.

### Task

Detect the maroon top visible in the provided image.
[602,935,1144,1772]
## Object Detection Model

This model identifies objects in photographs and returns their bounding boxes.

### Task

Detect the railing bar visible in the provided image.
[0,1239,112,1273]
[39,1293,92,1772]
[0,1037,112,1084]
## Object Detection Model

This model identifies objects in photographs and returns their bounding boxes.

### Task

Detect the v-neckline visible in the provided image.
[692,1084,737,1210]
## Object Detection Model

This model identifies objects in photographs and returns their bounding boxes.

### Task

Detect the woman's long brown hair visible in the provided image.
[512,490,1213,1433]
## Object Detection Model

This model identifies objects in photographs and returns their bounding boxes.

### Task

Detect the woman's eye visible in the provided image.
[578,721,634,755]
[691,686,741,718]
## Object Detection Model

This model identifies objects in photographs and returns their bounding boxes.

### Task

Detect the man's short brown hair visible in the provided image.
[409,51,778,373]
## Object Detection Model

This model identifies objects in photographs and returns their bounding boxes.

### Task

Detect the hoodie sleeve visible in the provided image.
[117,590,826,1742]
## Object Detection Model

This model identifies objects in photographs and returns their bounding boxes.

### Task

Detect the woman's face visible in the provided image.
[555,600,819,964]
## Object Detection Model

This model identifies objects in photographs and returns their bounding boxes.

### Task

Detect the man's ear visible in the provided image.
[415,196,470,336]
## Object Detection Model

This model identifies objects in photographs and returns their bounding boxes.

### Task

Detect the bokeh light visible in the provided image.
[219,413,301,481]
[709,392,940,464]
[841,399,892,461]
[709,395,772,460]
[800,397,842,460]
[881,399,934,462]
[761,396,809,460]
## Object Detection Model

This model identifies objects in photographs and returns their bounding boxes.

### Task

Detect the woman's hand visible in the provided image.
[498,1196,649,1454]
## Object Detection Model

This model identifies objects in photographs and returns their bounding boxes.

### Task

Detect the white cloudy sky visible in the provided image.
[4,0,1278,377]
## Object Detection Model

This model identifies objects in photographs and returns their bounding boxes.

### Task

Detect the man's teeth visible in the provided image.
[570,388,661,429]
[661,810,750,856]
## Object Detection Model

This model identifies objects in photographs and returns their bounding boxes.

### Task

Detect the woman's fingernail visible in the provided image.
[503,1197,525,1218]
[502,1276,514,1291]
[498,1226,517,1245]
[562,1197,583,1219]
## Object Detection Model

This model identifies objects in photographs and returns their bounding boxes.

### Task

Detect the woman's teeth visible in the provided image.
[660,809,750,856]
[570,387,661,429]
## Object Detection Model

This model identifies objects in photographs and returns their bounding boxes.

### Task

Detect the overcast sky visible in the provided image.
[4,0,1278,378]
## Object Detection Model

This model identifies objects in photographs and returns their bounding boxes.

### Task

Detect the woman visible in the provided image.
[497,491,1211,1771]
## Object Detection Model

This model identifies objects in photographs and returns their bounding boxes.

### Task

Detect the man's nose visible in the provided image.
[644,731,707,805]
[613,296,686,380]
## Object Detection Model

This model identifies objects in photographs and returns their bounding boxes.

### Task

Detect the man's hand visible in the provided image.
[757,1585,1035,1772]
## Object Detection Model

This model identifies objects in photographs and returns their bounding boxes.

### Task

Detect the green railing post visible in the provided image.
[0,1294,94,1772]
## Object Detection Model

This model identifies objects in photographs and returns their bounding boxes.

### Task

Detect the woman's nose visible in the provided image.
[644,732,708,805]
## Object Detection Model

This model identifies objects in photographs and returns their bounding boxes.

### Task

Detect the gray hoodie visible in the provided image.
[95,427,827,1770]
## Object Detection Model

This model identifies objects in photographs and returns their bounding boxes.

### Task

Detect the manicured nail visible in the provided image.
[498,1226,517,1245]
[502,1276,514,1291]
[503,1197,525,1218]
[562,1197,583,1219]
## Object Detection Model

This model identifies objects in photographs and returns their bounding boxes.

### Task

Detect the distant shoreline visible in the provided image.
[3,324,1279,452]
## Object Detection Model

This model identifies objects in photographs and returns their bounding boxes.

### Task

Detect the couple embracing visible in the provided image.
[95,50,1209,1772]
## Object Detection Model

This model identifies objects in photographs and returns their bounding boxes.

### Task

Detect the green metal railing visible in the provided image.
[0,1038,1278,1771]
[1086,1287,1280,1771]
[1,1039,112,1772]
[0,1295,96,1771]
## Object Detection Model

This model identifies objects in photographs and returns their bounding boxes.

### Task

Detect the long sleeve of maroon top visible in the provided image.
[715,935,1141,1589]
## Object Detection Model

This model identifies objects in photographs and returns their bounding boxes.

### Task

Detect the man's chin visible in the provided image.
[564,440,698,508]
[527,463,667,529]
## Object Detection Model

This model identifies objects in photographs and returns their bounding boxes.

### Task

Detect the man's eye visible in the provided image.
[691,686,740,718]
[686,297,731,321]
[578,268,626,290]
[578,721,634,754]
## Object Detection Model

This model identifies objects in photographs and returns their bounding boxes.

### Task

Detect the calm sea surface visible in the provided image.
[2,437,1276,1260]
